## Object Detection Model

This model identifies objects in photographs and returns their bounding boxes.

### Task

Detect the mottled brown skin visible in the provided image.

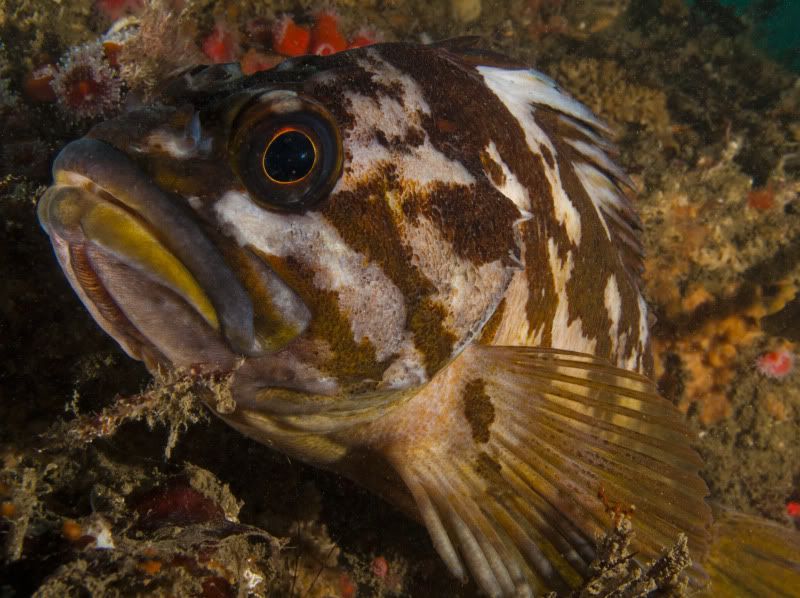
[367,43,648,373]
[322,169,457,377]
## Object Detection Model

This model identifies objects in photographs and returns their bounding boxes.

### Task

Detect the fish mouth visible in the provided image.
[38,138,306,370]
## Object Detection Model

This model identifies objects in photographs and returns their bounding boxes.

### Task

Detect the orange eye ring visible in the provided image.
[261,127,318,185]
[230,92,342,211]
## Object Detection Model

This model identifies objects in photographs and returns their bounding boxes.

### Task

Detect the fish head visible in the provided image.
[38,46,522,409]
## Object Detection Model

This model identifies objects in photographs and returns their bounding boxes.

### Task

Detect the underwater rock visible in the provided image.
[450,0,481,24]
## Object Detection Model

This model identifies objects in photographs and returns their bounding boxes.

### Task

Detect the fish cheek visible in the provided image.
[322,182,457,378]
[253,251,389,384]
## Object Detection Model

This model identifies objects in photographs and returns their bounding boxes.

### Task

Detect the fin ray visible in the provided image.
[501,401,711,547]
[700,508,800,598]
[451,466,522,594]
[379,344,712,595]
[492,436,596,570]
[395,461,467,581]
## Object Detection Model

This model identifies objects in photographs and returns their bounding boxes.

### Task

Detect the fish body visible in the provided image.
[38,41,800,596]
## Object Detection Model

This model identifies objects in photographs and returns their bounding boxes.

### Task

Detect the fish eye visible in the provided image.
[262,129,316,184]
[230,92,342,211]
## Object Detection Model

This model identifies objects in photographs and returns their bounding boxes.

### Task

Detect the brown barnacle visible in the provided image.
[61,519,82,542]
[1,501,16,519]
[137,558,163,575]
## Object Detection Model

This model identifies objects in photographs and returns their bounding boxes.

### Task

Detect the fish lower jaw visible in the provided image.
[40,177,222,324]
[38,180,237,372]
[55,232,238,372]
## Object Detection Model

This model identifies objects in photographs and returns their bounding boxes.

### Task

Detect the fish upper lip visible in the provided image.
[39,137,261,357]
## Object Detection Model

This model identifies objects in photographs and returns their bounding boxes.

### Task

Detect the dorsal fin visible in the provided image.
[474,61,646,282]
[432,37,529,70]
[550,112,645,280]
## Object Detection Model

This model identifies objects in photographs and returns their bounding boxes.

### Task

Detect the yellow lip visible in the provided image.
[40,181,219,331]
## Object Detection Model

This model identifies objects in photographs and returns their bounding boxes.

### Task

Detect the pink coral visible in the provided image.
[50,43,122,120]
[756,348,795,379]
[371,555,389,579]
[201,21,240,64]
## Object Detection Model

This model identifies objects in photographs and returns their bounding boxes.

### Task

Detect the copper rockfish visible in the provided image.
[39,41,800,596]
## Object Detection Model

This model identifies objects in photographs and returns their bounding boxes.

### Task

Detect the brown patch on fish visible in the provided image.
[541,144,555,170]
[322,169,427,297]
[305,53,405,136]
[256,251,389,382]
[375,126,425,150]
[462,379,495,443]
[410,298,457,376]
[523,221,559,346]
[477,298,505,345]
[480,149,506,188]
[402,181,520,266]
[323,170,460,377]
[474,451,504,487]
[376,45,556,265]
[537,110,644,364]
[435,118,458,134]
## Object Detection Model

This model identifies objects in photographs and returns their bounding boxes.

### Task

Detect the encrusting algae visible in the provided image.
[2,1,800,597]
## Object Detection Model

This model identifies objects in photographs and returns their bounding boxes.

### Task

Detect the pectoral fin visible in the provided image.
[380,344,713,596]
[700,507,800,598]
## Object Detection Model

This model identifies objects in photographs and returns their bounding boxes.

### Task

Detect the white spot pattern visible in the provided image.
[604,274,621,359]
[546,238,597,355]
[337,55,475,190]
[483,141,531,215]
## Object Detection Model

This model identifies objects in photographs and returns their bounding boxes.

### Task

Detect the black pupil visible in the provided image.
[263,131,315,183]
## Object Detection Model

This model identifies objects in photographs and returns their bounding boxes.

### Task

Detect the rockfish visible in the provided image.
[38,40,800,596]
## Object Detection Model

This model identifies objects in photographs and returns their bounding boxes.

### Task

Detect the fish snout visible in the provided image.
[38,138,307,370]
